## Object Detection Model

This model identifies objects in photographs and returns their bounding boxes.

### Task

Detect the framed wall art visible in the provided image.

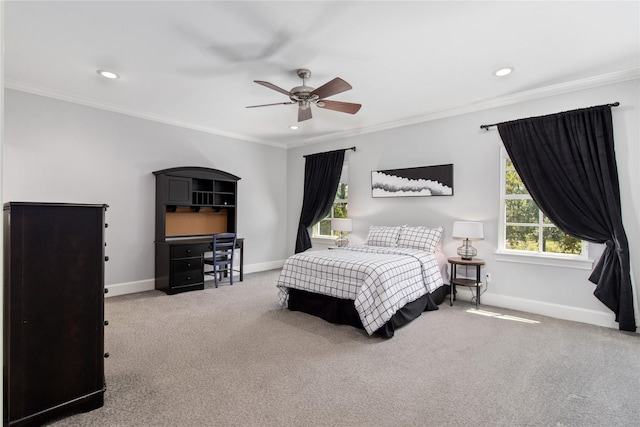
[371,164,453,198]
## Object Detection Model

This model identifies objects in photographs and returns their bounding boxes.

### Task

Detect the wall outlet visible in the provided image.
[485,273,491,283]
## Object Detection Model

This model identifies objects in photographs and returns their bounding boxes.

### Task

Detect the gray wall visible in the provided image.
[287,79,640,329]
[4,78,638,330]
[3,89,289,287]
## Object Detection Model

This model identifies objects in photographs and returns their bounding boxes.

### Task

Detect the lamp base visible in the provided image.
[335,232,349,247]
[457,239,477,260]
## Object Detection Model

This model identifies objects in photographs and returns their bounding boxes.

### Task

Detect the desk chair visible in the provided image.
[204,233,237,288]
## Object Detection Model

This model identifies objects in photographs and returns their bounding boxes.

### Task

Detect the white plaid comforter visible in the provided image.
[277,245,445,335]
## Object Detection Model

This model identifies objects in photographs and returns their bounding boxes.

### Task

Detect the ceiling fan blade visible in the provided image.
[246,101,295,108]
[311,77,352,99]
[317,100,362,114]
[254,80,291,96]
[298,105,312,122]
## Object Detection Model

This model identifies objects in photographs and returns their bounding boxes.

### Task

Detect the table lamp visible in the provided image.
[452,221,484,260]
[331,218,353,247]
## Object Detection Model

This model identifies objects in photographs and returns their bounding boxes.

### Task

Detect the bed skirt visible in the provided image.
[287,284,450,338]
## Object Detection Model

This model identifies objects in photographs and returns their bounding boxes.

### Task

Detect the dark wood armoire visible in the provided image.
[3,202,109,427]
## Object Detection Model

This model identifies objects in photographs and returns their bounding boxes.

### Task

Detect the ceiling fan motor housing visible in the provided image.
[291,69,319,104]
[290,85,319,103]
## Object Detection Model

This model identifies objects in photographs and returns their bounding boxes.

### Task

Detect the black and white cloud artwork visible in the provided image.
[371,164,453,197]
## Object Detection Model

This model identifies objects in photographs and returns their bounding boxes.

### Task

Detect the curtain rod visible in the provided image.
[479,102,620,131]
[303,146,356,158]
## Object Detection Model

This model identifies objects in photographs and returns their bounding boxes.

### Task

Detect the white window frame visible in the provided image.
[497,147,592,270]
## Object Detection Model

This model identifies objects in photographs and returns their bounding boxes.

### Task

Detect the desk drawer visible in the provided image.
[172,269,203,286]
[172,258,202,273]
[170,244,206,259]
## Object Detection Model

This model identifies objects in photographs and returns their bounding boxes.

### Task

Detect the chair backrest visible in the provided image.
[213,233,237,257]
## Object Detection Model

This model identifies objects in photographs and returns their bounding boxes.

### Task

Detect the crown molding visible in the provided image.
[6,68,639,149]
[289,68,640,147]
[3,80,289,149]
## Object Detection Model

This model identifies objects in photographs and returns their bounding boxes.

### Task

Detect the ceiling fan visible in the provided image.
[246,69,362,122]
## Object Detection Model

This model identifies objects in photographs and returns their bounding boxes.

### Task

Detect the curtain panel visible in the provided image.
[497,105,635,332]
[295,149,346,253]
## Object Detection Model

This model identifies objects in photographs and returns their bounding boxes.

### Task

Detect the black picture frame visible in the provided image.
[371,164,454,198]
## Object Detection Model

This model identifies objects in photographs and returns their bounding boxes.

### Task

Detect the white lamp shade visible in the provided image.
[452,221,484,240]
[331,218,353,232]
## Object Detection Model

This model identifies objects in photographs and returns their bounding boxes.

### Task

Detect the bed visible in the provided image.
[277,225,450,338]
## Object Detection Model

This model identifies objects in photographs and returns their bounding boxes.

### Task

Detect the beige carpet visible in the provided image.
[48,269,640,427]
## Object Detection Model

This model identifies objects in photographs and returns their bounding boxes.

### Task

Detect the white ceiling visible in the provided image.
[4,1,639,148]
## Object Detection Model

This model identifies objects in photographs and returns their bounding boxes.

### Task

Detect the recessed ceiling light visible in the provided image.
[289,125,299,130]
[494,67,514,77]
[97,69,120,79]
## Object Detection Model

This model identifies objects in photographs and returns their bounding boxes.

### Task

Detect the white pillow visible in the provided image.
[398,226,443,253]
[365,225,405,247]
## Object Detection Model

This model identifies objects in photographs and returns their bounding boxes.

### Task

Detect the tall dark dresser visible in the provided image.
[3,202,109,427]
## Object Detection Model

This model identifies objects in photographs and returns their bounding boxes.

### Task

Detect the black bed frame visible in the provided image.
[287,285,450,338]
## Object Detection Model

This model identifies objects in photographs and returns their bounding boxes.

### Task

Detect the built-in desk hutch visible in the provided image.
[154,167,241,295]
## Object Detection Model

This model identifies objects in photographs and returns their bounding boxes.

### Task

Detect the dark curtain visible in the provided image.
[497,105,635,332]
[295,149,346,253]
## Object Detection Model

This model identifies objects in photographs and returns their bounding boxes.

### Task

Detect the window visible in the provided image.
[312,165,348,239]
[312,182,348,238]
[499,148,587,258]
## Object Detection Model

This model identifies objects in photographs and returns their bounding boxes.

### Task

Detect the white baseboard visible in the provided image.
[105,279,155,297]
[107,263,620,331]
[474,292,619,329]
[105,260,287,298]
[243,259,286,274]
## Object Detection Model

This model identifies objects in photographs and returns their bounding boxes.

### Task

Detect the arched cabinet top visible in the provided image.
[153,166,241,182]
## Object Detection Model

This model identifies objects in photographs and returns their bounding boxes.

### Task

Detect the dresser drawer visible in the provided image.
[170,244,206,259]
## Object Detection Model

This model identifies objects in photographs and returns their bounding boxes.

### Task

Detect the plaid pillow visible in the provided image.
[398,226,443,252]
[365,225,405,247]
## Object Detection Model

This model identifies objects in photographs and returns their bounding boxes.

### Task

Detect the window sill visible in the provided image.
[311,236,337,244]
[495,251,594,270]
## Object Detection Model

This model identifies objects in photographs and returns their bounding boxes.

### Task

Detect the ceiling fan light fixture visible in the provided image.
[97,69,120,79]
[494,67,514,77]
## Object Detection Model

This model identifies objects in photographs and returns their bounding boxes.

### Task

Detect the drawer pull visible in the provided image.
[105,256,109,262]
[104,320,109,326]
[104,353,110,358]
[104,288,109,294]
